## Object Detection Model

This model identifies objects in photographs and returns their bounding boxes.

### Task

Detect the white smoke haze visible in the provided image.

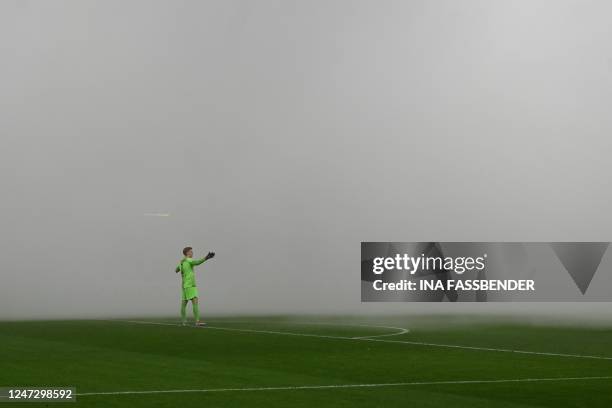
[2,0,612,321]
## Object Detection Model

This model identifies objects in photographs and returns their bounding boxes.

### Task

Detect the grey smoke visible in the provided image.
[1,0,612,321]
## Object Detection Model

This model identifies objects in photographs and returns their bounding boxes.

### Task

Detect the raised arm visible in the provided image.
[191,252,216,266]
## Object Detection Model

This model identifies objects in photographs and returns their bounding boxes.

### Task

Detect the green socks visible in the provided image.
[193,302,200,322]
[181,301,200,323]
[180,302,187,323]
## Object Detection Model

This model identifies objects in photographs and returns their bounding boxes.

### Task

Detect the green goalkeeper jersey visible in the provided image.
[177,257,206,288]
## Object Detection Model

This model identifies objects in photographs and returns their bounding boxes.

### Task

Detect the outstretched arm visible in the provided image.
[191,258,206,266]
[192,252,216,266]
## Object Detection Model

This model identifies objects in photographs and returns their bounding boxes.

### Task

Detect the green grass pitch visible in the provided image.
[1,316,612,407]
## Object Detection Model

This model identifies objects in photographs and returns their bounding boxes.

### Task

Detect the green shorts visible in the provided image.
[182,286,199,301]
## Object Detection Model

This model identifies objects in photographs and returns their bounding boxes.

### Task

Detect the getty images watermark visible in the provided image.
[371,251,533,292]
[361,242,611,302]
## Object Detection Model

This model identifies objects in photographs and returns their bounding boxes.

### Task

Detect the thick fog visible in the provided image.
[2,0,612,320]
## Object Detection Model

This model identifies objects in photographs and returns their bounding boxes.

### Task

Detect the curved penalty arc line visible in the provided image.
[200,319,410,339]
[113,320,612,361]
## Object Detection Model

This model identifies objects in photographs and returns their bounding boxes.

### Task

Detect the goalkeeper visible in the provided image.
[175,246,215,326]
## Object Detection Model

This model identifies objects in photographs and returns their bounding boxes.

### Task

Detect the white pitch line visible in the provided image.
[207,319,409,339]
[353,329,409,340]
[290,321,409,339]
[117,320,612,361]
[76,376,612,396]
[123,320,356,340]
